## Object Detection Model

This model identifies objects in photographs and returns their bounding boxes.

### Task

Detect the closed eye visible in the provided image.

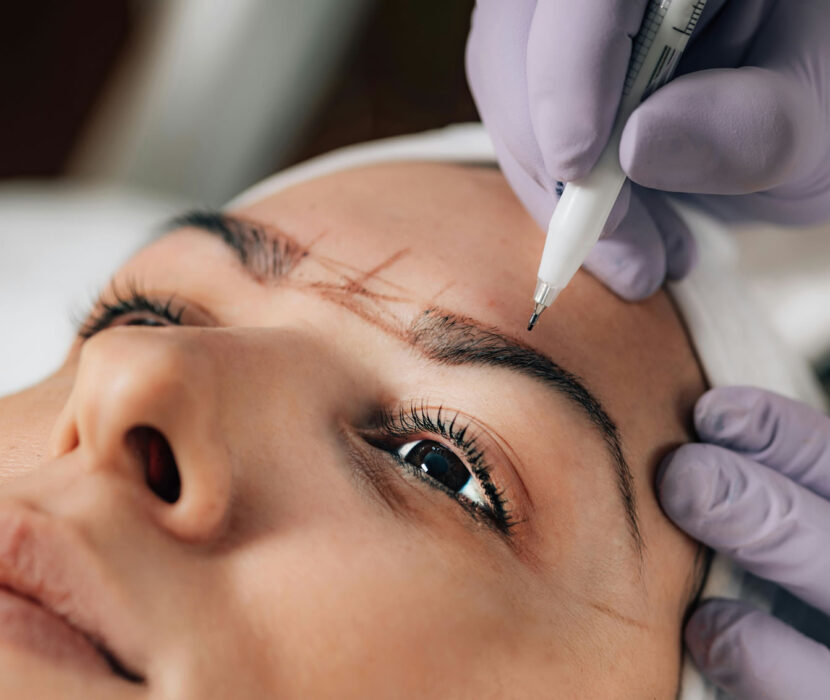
[78,287,185,340]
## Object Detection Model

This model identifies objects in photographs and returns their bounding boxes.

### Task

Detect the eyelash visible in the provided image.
[372,403,515,534]
[76,292,515,535]
[78,288,185,340]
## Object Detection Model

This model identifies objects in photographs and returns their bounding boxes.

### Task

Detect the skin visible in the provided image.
[0,162,706,699]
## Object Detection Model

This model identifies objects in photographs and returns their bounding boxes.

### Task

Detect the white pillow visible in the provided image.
[0,182,187,395]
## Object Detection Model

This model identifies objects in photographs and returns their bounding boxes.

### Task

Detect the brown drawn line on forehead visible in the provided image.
[287,245,418,332]
[298,247,416,314]
[350,248,411,290]
[161,209,420,337]
[309,253,414,296]
[165,211,416,301]
[305,283,408,338]
[306,259,412,304]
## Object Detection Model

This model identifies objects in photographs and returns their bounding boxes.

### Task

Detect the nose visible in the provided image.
[49,327,231,543]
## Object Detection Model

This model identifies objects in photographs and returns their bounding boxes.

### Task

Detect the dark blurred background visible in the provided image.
[0,1,478,183]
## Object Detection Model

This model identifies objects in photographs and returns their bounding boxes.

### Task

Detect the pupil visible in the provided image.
[406,441,470,492]
[423,451,448,477]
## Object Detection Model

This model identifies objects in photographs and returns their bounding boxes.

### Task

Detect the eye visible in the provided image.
[79,291,185,340]
[397,440,487,507]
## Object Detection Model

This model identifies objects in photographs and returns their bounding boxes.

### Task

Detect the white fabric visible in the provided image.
[0,182,184,396]
[232,123,828,700]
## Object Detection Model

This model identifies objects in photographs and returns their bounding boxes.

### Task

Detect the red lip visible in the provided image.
[0,504,145,683]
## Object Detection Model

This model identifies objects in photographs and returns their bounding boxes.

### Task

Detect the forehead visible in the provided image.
[235,162,568,340]
[231,162,690,395]
[224,160,703,498]
[127,162,700,487]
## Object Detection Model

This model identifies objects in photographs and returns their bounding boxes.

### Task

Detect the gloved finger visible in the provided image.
[677,0,769,74]
[489,128,557,229]
[736,0,830,211]
[658,443,830,613]
[694,387,830,500]
[634,189,697,280]
[466,0,557,204]
[685,599,830,700]
[583,189,666,301]
[620,67,826,195]
[526,0,648,181]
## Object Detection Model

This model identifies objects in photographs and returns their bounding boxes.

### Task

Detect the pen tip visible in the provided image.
[527,312,539,332]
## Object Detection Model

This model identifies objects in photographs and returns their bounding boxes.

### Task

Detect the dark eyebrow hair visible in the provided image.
[162,210,307,282]
[161,209,642,553]
[410,310,642,554]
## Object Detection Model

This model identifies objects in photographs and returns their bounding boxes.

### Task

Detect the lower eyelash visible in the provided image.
[375,402,515,533]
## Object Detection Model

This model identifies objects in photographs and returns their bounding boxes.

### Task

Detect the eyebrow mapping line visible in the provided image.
[408,309,643,554]
[163,211,414,304]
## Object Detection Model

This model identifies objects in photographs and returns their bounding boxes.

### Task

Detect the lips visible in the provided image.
[0,504,145,683]
[0,585,116,676]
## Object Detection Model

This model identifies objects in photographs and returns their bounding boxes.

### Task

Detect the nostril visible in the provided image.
[126,427,181,504]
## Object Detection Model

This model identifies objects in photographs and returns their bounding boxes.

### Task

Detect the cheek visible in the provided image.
[225,519,528,696]
[0,362,76,483]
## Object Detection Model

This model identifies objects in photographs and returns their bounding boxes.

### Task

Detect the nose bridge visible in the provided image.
[51,327,231,543]
[67,328,214,453]
[208,324,372,422]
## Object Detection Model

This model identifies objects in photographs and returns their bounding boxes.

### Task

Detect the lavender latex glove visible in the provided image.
[658,387,830,699]
[466,0,830,300]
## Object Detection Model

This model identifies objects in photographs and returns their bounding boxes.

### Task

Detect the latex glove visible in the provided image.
[466,0,830,300]
[658,387,830,700]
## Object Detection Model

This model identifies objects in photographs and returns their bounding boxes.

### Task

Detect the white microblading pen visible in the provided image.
[528,0,709,332]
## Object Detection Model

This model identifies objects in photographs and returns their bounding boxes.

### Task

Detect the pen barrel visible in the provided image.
[538,130,627,289]
[536,0,708,294]
[621,0,706,117]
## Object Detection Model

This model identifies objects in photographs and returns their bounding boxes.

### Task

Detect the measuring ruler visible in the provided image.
[624,0,709,102]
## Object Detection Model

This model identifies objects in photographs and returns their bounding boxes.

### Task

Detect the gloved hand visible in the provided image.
[466,0,830,300]
[658,386,830,700]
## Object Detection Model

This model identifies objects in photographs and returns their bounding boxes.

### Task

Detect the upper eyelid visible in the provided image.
[77,293,185,339]
[77,288,220,340]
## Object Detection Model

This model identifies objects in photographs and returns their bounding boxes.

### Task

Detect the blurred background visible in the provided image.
[0,0,479,393]
[1,0,829,396]
[0,0,477,203]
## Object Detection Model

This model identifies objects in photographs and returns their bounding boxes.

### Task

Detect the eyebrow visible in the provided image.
[162,210,308,282]
[161,210,642,552]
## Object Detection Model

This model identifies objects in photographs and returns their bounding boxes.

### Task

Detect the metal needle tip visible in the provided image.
[527,312,540,332]
[527,302,547,332]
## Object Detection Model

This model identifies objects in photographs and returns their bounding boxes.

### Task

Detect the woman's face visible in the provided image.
[0,163,705,698]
